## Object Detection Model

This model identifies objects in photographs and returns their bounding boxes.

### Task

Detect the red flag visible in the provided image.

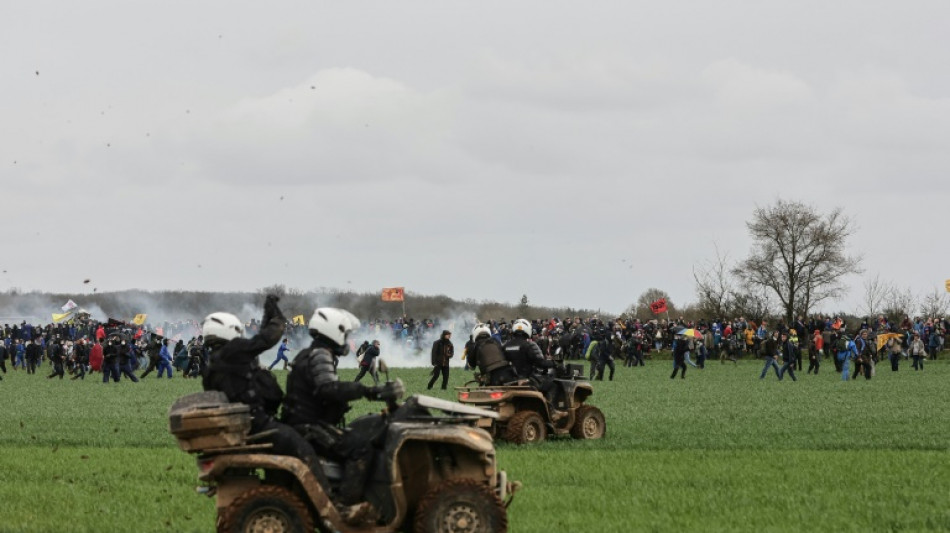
[381,287,405,302]
[650,298,668,314]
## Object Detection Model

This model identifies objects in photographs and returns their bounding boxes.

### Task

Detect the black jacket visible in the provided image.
[503,336,551,378]
[283,342,370,427]
[202,315,285,424]
[431,337,454,366]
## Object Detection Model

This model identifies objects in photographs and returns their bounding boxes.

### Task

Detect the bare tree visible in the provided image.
[883,285,917,322]
[920,288,950,319]
[733,200,863,325]
[693,244,734,319]
[728,285,775,322]
[858,274,891,318]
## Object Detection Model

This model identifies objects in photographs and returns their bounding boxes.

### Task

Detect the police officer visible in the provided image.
[201,295,326,492]
[504,319,563,414]
[472,323,518,385]
[281,308,402,521]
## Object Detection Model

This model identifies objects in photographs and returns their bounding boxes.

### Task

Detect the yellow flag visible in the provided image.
[52,312,72,323]
[945,279,950,293]
[132,314,147,326]
[292,315,306,326]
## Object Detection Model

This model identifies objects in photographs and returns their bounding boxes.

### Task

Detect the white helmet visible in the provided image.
[472,323,491,340]
[308,308,360,347]
[512,319,532,336]
[202,312,245,343]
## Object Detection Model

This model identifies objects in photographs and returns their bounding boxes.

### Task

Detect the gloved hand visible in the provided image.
[262,294,284,324]
[366,379,405,402]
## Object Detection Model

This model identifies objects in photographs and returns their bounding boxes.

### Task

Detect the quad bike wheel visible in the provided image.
[570,405,606,440]
[504,410,547,445]
[413,478,508,533]
[217,484,314,533]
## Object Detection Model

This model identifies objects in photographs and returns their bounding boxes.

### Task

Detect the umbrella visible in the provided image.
[676,328,704,339]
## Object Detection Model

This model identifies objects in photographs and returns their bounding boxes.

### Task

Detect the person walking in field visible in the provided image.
[778,332,798,381]
[836,334,858,381]
[354,340,380,384]
[428,330,454,390]
[887,336,903,371]
[157,339,174,378]
[759,331,781,380]
[909,333,926,371]
[807,330,822,374]
[671,334,687,379]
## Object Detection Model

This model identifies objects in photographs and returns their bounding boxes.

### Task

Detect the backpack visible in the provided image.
[836,337,848,353]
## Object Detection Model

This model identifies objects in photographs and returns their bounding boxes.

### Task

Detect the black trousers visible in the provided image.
[427,365,449,390]
[48,362,65,379]
[596,358,615,381]
[852,359,871,380]
[140,359,159,378]
[295,414,387,506]
[671,357,686,378]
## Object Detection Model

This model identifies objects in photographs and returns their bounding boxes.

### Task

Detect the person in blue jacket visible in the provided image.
[268,338,291,370]
[157,339,174,378]
[836,334,859,381]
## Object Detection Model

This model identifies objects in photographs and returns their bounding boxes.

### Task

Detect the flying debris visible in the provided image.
[93,288,98,292]
[35,70,39,76]
[83,279,91,284]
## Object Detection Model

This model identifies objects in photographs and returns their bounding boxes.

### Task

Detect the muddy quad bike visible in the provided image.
[169,378,518,532]
[455,363,606,445]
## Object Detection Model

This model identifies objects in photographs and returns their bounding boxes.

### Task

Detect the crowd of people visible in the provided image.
[0,311,946,384]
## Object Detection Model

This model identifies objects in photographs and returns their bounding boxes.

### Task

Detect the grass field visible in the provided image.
[1,358,948,532]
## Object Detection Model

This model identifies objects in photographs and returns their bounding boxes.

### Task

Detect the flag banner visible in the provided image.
[649,298,668,314]
[106,318,127,330]
[876,332,903,352]
[945,279,950,293]
[381,287,405,302]
[132,314,147,326]
[52,312,73,323]
[292,315,306,326]
[61,299,78,312]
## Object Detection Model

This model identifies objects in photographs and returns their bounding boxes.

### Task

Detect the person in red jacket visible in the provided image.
[808,330,823,374]
[89,340,104,372]
[95,325,106,342]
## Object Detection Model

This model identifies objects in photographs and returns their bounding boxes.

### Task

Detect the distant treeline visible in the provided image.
[0,285,604,324]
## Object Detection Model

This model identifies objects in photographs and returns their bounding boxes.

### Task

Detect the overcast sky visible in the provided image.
[2,1,948,316]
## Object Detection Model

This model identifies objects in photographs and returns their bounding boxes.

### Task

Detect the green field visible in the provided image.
[1,360,948,532]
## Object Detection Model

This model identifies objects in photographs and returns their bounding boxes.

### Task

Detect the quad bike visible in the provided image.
[169,365,518,532]
[455,363,606,445]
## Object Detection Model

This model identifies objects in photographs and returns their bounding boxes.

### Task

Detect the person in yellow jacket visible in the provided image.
[744,326,756,354]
